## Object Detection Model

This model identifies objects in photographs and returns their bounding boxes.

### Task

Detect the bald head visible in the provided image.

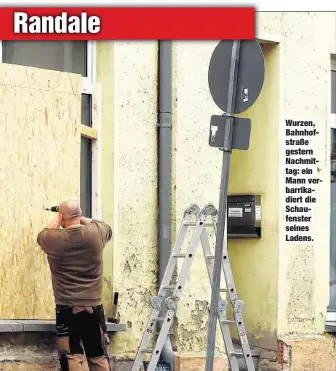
[59,200,82,223]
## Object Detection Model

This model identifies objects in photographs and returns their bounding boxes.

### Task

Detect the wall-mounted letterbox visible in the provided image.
[227,195,261,239]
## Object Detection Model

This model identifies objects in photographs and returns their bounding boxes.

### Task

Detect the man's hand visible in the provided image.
[46,215,61,229]
[80,216,92,226]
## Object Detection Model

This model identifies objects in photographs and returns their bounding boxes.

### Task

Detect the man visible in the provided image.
[37,200,113,371]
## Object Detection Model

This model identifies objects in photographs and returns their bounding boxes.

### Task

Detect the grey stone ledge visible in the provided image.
[0,319,126,333]
[325,321,336,333]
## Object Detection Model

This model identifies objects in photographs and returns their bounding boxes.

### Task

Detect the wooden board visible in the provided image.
[0,64,81,319]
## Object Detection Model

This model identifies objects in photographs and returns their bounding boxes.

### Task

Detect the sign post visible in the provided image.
[205,39,265,371]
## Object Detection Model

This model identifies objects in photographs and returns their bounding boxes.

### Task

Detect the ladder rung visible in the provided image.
[229,351,243,357]
[152,317,165,321]
[183,222,214,226]
[221,319,235,324]
[173,253,186,258]
[162,285,175,290]
[153,331,172,335]
[141,349,153,354]
[220,288,228,292]
[206,255,215,259]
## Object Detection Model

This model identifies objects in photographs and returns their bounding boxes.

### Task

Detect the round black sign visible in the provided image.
[208,40,265,114]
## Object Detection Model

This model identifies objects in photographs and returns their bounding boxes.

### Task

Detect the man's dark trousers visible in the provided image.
[55,305,112,371]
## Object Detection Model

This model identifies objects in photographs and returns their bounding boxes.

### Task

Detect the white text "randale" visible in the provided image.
[14,12,101,34]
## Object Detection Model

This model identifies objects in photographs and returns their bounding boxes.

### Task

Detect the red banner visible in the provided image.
[0,7,255,40]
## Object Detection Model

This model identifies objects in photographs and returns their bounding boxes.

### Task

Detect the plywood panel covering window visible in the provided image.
[0,65,81,318]
[1,40,97,218]
[0,41,99,319]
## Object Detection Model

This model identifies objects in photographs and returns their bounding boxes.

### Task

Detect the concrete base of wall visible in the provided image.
[0,361,59,371]
[0,357,132,371]
[0,334,334,371]
[0,353,228,371]
[279,334,336,371]
[0,357,135,371]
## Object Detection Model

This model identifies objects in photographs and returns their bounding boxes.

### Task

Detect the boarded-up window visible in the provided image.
[1,41,95,218]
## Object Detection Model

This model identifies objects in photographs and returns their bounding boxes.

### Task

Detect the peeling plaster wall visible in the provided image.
[171,12,336,354]
[106,12,336,358]
[172,39,280,352]
[173,40,224,353]
[172,39,279,354]
[0,64,81,319]
[259,12,336,336]
[111,41,158,355]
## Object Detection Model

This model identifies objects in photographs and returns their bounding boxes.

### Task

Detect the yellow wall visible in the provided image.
[172,40,223,353]
[228,43,280,349]
[0,64,81,319]
[110,41,159,355]
[227,11,336,346]
[171,40,280,352]
[269,12,335,336]
[101,12,336,356]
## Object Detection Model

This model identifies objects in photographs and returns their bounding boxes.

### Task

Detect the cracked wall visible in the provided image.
[0,64,81,319]
[173,40,225,353]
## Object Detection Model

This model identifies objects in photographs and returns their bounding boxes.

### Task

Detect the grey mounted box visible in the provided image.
[227,195,261,239]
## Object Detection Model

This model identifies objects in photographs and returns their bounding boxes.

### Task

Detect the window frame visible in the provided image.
[80,41,99,219]
[82,41,94,95]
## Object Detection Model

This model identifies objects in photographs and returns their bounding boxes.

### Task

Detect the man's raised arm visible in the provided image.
[37,216,61,252]
[80,216,92,226]
[81,217,112,245]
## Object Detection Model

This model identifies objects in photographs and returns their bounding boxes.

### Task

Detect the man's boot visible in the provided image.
[56,336,86,371]
[67,354,87,371]
[87,356,112,371]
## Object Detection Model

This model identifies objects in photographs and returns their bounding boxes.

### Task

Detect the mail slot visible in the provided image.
[227,195,261,238]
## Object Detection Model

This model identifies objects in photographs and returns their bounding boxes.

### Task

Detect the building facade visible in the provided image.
[0,11,336,371]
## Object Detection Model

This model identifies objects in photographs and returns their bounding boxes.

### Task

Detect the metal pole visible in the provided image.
[158,40,174,370]
[205,40,241,371]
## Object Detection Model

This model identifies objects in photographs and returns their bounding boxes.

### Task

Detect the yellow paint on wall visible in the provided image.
[0,64,81,319]
[270,12,335,336]
[173,40,224,353]
[97,12,336,358]
[228,43,280,348]
[109,41,159,355]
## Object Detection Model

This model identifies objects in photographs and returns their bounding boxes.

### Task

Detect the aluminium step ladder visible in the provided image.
[131,203,255,371]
